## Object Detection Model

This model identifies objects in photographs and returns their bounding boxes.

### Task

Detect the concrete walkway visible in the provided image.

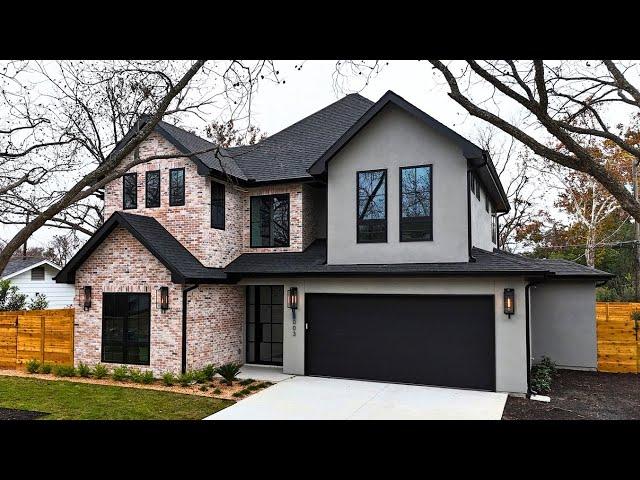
[205,376,508,420]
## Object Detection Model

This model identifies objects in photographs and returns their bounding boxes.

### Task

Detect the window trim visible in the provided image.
[249,193,291,248]
[356,168,388,244]
[145,170,161,209]
[101,292,151,366]
[211,180,225,230]
[122,172,137,210]
[399,164,434,243]
[169,167,185,207]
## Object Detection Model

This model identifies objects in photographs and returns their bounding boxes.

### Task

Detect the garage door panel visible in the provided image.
[305,294,495,390]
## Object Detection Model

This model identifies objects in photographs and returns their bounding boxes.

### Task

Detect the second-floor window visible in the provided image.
[145,170,160,208]
[169,168,185,206]
[250,194,290,247]
[123,173,137,210]
[357,169,387,243]
[400,165,433,241]
[211,181,225,229]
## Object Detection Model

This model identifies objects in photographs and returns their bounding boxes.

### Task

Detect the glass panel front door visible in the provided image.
[246,285,283,366]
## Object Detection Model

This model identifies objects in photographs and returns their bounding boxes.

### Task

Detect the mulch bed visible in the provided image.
[0,407,48,420]
[502,369,640,420]
[0,368,273,402]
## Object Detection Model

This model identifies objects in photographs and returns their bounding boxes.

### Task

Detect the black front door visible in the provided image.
[246,286,284,365]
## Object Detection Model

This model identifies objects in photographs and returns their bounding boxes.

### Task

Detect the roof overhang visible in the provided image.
[307,90,510,213]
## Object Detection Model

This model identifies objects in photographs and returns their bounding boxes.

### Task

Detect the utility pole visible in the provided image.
[634,160,640,301]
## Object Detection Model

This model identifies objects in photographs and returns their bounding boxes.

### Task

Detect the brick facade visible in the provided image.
[74,226,245,375]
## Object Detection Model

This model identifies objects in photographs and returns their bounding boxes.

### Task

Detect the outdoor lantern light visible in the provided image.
[83,286,92,311]
[504,288,515,318]
[159,286,169,312]
[287,287,298,319]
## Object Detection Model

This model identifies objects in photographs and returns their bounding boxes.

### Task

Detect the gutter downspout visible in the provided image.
[525,279,543,398]
[466,155,488,262]
[182,284,199,374]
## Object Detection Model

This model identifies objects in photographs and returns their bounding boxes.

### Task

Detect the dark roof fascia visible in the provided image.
[308,90,510,212]
[224,270,550,278]
[55,212,188,284]
[154,122,217,178]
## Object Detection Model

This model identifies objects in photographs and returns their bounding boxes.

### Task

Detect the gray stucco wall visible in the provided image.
[239,276,529,394]
[327,104,470,264]
[530,280,597,370]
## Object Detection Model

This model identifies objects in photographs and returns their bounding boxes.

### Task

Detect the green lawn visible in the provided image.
[0,375,232,420]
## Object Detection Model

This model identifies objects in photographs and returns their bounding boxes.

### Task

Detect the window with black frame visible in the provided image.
[211,181,225,229]
[102,293,150,365]
[123,173,137,209]
[169,168,185,206]
[357,169,387,243]
[145,170,160,208]
[250,194,290,247]
[400,165,433,241]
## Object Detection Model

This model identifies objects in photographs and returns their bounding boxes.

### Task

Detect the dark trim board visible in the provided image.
[304,293,496,391]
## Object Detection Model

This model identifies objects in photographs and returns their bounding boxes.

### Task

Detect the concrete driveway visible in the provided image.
[205,376,508,420]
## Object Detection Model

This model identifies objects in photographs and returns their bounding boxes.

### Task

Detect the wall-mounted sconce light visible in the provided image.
[157,286,169,312]
[287,287,298,319]
[504,288,515,318]
[83,286,92,311]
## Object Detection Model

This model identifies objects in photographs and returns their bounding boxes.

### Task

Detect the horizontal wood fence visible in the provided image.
[0,308,74,370]
[596,302,639,373]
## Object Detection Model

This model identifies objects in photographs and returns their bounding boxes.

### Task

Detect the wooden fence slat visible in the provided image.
[596,302,639,373]
[0,309,74,370]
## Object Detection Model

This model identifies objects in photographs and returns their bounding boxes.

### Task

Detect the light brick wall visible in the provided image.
[74,226,246,376]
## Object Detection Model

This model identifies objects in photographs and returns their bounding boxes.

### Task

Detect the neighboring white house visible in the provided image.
[1,257,75,309]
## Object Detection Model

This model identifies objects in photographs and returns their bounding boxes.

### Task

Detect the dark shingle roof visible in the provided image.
[55,212,228,284]
[223,241,613,279]
[226,94,374,182]
[1,257,51,278]
[493,249,613,278]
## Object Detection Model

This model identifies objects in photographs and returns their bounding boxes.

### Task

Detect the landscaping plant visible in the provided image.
[128,368,143,383]
[216,362,242,386]
[239,378,255,386]
[162,372,176,386]
[531,356,557,394]
[53,364,76,377]
[26,359,41,374]
[192,369,208,384]
[112,365,129,381]
[202,364,216,381]
[141,371,154,384]
[92,364,109,379]
[28,293,49,310]
[77,362,91,378]
[178,371,195,387]
[39,363,52,374]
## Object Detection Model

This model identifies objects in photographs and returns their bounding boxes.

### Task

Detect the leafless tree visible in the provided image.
[0,60,281,273]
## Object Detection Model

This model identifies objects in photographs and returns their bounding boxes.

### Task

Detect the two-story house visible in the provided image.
[56,91,612,395]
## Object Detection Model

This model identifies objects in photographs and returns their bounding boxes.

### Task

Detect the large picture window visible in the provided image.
[123,173,137,210]
[102,293,151,365]
[250,194,290,247]
[145,170,160,208]
[211,181,225,229]
[400,165,433,241]
[169,168,185,206]
[357,169,387,243]
[246,285,283,365]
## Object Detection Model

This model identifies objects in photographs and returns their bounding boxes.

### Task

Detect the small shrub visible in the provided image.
[77,362,91,378]
[202,364,216,381]
[213,388,221,395]
[248,384,260,391]
[129,368,143,383]
[112,365,129,381]
[162,372,176,386]
[141,370,154,384]
[199,384,208,392]
[531,356,557,394]
[216,362,242,386]
[232,391,244,398]
[239,378,255,386]
[39,363,52,374]
[178,371,195,387]
[92,364,109,379]
[192,369,208,384]
[240,388,251,396]
[26,359,41,374]
[28,292,49,310]
[53,364,76,377]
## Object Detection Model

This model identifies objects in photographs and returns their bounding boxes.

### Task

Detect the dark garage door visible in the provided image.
[305,294,495,390]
